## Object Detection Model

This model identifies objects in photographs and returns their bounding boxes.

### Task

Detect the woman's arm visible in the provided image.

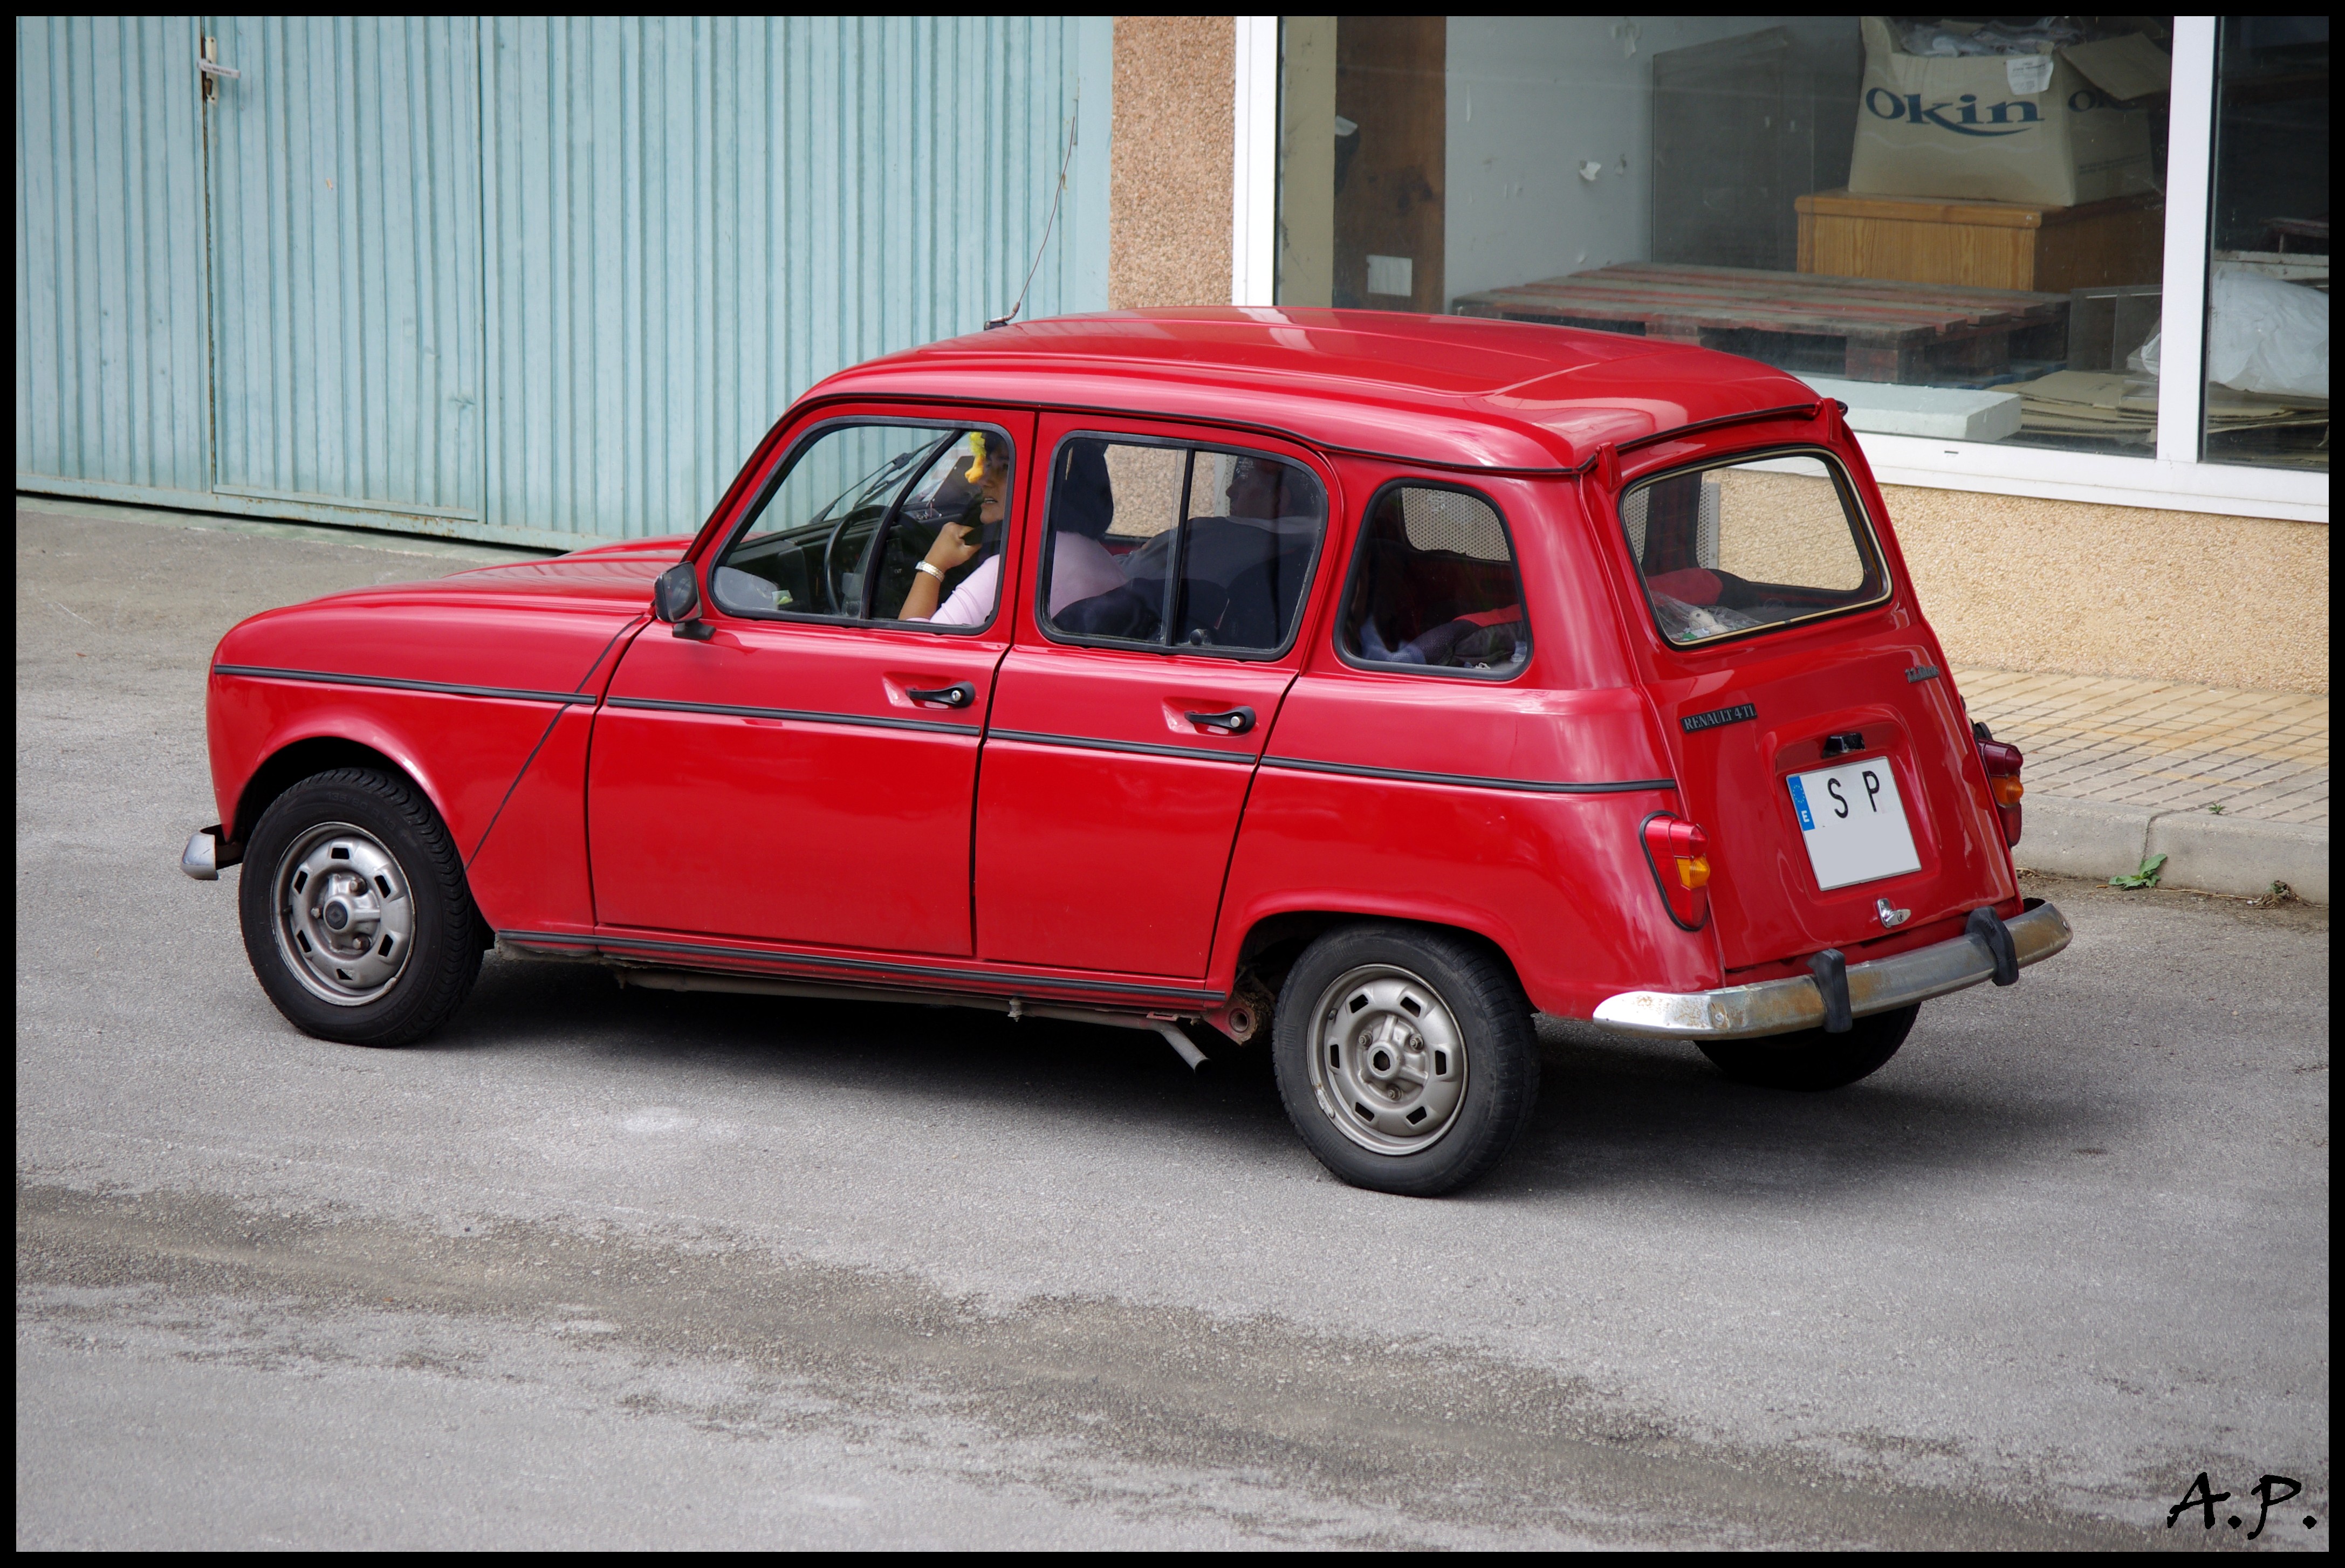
[897,520,983,621]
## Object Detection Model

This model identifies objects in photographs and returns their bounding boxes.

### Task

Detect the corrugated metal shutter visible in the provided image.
[14,17,212,496]
[14,15,1110,549]
[207,15,484,521]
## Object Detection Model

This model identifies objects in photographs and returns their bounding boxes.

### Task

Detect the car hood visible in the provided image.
[210,535,690,699]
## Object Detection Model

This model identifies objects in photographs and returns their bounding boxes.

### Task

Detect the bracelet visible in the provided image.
[915,561,945,583]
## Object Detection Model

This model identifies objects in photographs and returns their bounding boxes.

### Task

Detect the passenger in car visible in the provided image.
[904,439,1124,626]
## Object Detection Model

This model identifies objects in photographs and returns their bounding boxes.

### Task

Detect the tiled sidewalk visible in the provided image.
[1955,666,2329,827]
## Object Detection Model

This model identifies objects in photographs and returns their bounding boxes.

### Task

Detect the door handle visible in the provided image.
[907,681,975,709]
[1184,705,1256,735]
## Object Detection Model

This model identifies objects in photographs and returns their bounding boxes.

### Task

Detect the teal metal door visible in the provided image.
[18,15,1109,549]
[203,16,484,526]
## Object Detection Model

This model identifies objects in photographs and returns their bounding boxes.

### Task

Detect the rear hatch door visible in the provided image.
[1614,446,2014,970]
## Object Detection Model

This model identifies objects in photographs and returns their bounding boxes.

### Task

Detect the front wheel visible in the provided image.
[237,767,483,1047]
[1697,1004,1919,1091]
[1272,924,1540,1196]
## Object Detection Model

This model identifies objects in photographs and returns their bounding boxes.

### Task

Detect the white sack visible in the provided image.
[2206,265,2330,401]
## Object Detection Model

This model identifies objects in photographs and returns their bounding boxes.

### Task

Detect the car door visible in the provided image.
[973,417,1335,976]
[588,410,1032,957]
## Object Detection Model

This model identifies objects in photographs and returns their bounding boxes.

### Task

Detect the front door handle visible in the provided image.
[1184,705,1256,735]
[907,681,975,709]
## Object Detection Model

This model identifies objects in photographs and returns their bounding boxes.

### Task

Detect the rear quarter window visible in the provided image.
[1338,482,1528,678]
[1619,450,1889,647]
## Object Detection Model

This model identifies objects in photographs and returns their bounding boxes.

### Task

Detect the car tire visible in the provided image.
[237,767,483,1048]
[1272,924,1539,1196]
[1696,1004,1919,1091]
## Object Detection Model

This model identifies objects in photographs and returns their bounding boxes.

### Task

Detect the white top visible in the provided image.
[929,533,1126,627]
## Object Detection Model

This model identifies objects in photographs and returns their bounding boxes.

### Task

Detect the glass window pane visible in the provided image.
[2203,17,2329,472]
[1042,438,1328,653]
[712,424,1009,627]
[1341,484,1527,675]
[1620,452,1887,647]
[1277,17,2177,457]
[1174,451,1329,651]
[1042,439,1181,642]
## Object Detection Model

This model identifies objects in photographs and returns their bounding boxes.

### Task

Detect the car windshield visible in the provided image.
[1617,450,1889,646]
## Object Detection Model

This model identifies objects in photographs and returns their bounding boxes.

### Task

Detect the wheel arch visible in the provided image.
[1232,908,1529,1006]
[231,735,423,848]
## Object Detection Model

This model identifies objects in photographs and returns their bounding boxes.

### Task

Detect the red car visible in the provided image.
[183,310,2067,1196]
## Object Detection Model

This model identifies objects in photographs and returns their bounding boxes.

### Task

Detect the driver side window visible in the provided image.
[710,421,1010,629]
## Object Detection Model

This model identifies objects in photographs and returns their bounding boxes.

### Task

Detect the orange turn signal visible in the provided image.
[1675,855,1711,890]
[1990,775,2025,807]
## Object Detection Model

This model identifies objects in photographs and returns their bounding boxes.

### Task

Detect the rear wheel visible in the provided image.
[1697,1004,1919,1091]
[237,767,483,1047]
[1272,924,1539,1196]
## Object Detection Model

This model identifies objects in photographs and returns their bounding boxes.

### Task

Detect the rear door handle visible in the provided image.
[1184,705,1255,735]
[907,681,975,709]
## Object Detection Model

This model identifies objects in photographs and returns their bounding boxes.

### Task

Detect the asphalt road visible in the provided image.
[16,499,2332,1549]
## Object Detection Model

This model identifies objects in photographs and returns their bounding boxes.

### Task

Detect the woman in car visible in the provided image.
[900,438,1123,625]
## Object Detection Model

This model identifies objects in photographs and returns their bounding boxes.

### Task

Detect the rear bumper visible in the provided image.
[1592,898,2072,1041]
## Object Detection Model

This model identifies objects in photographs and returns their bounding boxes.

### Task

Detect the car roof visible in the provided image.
[806,307,1825,473]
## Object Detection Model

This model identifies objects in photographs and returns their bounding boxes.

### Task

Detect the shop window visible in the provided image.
[2202,17,2329,472]
[1277,17,2181,458]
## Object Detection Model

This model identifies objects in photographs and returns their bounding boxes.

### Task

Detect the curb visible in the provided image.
[2017,795,2328,904]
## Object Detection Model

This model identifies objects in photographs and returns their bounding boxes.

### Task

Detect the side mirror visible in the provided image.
[653,563,699,622]
[653,562,714,641]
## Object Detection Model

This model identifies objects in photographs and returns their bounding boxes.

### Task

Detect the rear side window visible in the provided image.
[1619,450,1888,646]
[1339,483,1528,677]
[1038,436,1327,656]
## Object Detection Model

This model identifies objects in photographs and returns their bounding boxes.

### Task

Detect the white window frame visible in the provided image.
[1235,13,2327,524]
[1232,15,1279,308]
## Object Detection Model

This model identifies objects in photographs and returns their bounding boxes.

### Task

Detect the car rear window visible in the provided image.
[1619,450,1889,646]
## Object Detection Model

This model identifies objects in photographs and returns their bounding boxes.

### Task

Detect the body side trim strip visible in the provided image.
[212,663,594,706]
[985,727,1258,764]
[605,694,976,736]
[1262,754,1676,794]
[501,929,1225,1005]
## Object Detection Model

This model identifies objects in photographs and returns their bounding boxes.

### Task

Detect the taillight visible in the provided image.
[1640,813,1712,930]
[1975,728,2024,848]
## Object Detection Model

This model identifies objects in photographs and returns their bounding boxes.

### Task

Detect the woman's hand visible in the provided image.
[925,519,982,573]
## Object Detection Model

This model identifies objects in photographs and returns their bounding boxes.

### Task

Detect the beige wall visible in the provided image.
[1884,486,2329,694]
[1109,15,1234,310]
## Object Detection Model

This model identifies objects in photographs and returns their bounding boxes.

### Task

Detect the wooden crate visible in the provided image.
[1795,188,2163,295]
[1451,263,2067,385]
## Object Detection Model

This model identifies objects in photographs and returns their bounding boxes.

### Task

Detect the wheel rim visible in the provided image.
[1307,964,1469,1156]
[271,820,415,1006]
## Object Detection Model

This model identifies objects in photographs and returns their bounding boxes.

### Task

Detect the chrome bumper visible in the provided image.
[1593,898,2072,1041]
[180,825,238,882]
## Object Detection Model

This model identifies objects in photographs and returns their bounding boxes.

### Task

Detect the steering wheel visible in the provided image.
[820,509,863,614]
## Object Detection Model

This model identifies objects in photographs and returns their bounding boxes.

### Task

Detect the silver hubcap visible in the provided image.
[272,821,414,1006]
[1308,965,1468,1155]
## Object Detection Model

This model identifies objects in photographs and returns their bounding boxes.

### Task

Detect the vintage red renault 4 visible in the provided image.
[184,310,2067,1195]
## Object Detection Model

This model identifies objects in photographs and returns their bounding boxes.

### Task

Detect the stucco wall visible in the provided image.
[1883,485,2329,694]
[1109,15,1233,309]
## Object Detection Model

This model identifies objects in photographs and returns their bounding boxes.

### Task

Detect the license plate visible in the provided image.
[1786,758,1922,891]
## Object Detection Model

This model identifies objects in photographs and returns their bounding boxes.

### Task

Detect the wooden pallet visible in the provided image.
[1452,262,2069,384]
